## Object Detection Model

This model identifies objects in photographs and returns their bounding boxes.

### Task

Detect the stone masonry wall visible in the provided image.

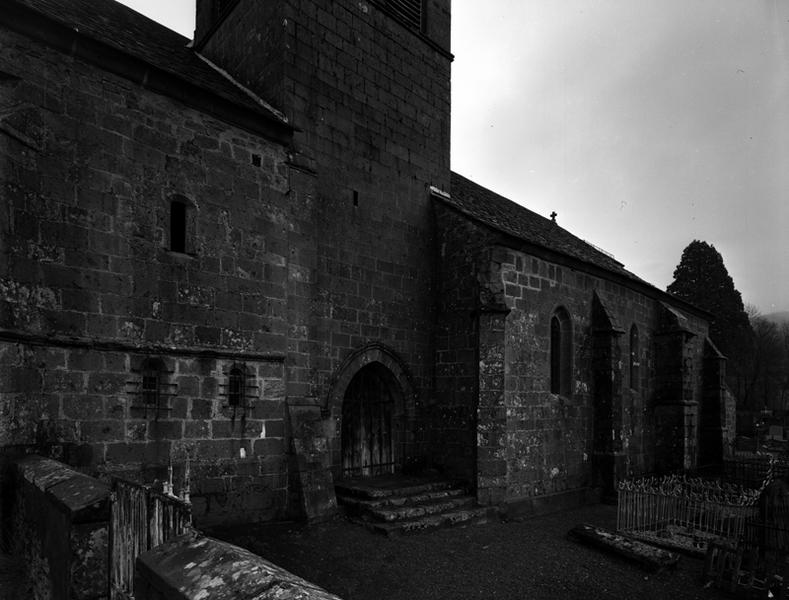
[0,341,287,525]
[0,26,293,523]
[491,247,709,501]
[436,204,711,507]
[283,0,452,476]
[433,203,489,479]
[11,456,110,600]
[199,0,453,480]
[506,250,591,496]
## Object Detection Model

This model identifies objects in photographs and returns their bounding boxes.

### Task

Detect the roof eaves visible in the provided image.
[435,193,713,321]
[433,192,625,280]
[195,52,289,125]
[428,185,451,200]
[2,1,292,144]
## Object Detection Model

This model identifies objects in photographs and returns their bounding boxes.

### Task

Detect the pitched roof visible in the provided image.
[5,0,288,133]
[445,171,649,285]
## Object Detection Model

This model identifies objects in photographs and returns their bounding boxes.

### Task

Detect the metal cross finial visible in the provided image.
[550,211,557,222]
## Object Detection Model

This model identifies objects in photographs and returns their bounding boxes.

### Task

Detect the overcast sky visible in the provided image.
[118,0,789,313]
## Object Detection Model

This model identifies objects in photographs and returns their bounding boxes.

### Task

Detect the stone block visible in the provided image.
[194,439,236,460]
[263,419,284,438]
[134,532,343,599]
[184,420,210,440]
[195,326,221,346]
[253,437,284,456]
[106,441,172,466]
[248,399,282,421]
[79,420,125,442]
[191,398,214,420]
[149,420,184,440]
[212,419,241,439]
[62,395,104,420]
[175,375,200,397]
[87,372,127,395]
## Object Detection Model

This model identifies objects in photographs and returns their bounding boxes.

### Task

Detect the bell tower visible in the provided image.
[193,0,451,187]
[194,0,452,516]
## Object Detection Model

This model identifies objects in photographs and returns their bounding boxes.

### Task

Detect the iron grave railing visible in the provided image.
[703,473,789,597]
[617,474,761,555]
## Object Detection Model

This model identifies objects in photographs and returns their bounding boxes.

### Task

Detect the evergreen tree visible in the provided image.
[667,240,754,397]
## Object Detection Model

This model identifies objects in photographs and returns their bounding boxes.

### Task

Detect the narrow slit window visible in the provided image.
[139,357,168,417]
[142,373,159,405]
[228,367,245,408]
[170,200,187,253]
[630,324,640,390]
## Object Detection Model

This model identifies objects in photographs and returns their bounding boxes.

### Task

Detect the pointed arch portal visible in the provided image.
[328,343,415,480]
[341,363,403,478]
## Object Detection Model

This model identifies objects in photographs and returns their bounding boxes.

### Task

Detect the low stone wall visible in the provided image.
[11,454,110,600]
[135,531,344,600]
[8,455,342,600]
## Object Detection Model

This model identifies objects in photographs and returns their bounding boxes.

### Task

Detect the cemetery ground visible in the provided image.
[210,503,724,600]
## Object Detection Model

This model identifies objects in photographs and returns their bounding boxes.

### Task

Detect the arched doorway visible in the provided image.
[341,363,403,479]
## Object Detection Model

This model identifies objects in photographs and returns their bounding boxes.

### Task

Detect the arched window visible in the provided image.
[169,195,195,254]
[550,307,572,396]
[630,324,640,390]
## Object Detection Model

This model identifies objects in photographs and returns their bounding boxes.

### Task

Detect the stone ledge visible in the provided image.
[15,455,110,521]
[568,523,680,572]
[135,531,344,600]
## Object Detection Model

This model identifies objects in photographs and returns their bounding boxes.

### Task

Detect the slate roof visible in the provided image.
[7,0,287,127]
[446,171,650,286]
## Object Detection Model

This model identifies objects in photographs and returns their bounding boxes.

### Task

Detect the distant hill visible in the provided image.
[763,311,789,325]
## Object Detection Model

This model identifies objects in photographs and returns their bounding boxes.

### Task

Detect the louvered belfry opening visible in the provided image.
[381,0,423,31]
[341,363,402,478]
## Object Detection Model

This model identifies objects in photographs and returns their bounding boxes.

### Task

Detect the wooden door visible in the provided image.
[341,364,395,478]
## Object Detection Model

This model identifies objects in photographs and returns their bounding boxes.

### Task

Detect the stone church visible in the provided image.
[0,0,733,526]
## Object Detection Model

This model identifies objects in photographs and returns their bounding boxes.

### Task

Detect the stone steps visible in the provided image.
[370,495,477,522]
[363,506,494,536]
[335,476,462,500]
[338,486,467,513]
[336,475,495,536]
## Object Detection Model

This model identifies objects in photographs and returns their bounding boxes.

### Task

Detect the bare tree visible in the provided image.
[743,305,789,414]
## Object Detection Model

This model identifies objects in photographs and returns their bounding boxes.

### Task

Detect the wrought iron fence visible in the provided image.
[617,475,761,555]
[109,478,192,600]
[704,518,789,596]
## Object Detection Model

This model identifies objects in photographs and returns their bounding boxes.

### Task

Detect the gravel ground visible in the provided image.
[209,503,726,600]
[0,555,23,600]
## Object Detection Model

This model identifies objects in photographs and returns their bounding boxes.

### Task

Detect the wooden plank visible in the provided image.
[109,478,192,598]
